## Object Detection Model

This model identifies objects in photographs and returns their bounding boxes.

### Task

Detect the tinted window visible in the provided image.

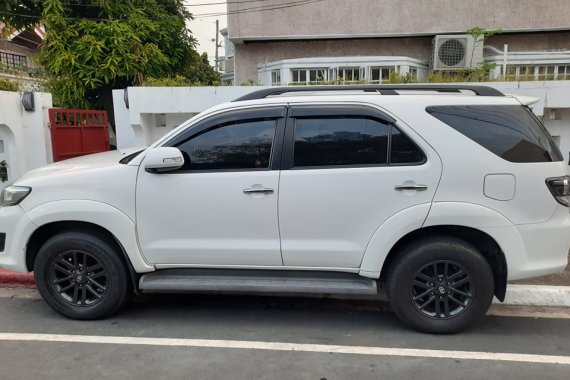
[427,105,562,163]
[391,126,425,164]
[294,117,389,167]
[175,119,277,170]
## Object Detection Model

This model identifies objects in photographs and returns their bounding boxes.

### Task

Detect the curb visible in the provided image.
[0,270,569,307]
[497,284,570,308]
[0,270,35,288]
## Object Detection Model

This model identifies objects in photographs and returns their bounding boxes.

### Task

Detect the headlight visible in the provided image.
[0,186,32,207]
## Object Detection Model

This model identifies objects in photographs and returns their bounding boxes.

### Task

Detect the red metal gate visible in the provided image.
[49,109,110,162]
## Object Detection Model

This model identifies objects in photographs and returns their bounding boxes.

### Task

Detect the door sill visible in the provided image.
[139,268,377,295]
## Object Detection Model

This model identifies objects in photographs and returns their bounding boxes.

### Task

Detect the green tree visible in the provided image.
[1,0,219,128]
[0,0,43,30]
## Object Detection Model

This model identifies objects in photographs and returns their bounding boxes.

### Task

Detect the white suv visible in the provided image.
[1,85,569,333]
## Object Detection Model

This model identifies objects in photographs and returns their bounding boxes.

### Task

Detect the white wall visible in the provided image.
[113,82,570,167]
[0,91,53,189]
[112,86,265,149]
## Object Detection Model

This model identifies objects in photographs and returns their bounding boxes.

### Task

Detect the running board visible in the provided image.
[139,269,378,295]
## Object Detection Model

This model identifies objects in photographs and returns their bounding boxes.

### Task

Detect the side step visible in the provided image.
[139,269,378,295]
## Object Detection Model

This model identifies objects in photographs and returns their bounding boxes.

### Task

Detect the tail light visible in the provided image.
[546,176,570,206]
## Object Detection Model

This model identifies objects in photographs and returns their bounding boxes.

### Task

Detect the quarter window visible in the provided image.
[427,105,562,163]
[390,126,425,164]
[175,119,277,170]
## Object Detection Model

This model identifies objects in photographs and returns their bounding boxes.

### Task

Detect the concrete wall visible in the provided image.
[113,82,570,166]
[232,32,570,84]
[487,31,570,52]
[228,0,570,40]
[0,91,53,189]
[234,37,432,84]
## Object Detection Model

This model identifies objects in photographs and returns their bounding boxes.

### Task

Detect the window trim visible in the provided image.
[281,105,426,170]
[163,106,287,173]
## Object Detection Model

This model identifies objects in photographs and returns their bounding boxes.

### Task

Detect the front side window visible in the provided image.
[293,117,389,167]
[175,119,277,171]
[427,105,562,163]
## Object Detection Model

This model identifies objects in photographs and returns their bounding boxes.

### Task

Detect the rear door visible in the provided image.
[278,104,442,268]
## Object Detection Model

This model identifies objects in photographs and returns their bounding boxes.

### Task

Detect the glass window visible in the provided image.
[293,117,389,167]
[175,119,277,170]
[309,69,326,83]
[291,69,307,83]
[271,70,281,85]
[409,67,418,79]
[0,51,27,69]
[390,126,425,164]
[339,68,360,83]
[427,105,562,163]
[370,67,393,83]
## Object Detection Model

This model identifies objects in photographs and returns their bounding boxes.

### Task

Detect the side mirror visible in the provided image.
[144,147,185,173]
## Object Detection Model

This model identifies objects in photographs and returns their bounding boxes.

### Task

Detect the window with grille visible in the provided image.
[0,51,27,69]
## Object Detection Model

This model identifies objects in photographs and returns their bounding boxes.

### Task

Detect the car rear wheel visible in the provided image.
[386,236,494,334]
[34,231,131,320]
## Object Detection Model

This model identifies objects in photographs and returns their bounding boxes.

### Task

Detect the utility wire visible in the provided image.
[0,0,325,20]
[9,0,282,8]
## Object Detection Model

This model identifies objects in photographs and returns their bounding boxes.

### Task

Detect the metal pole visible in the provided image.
[503,44,508,80]
[215,19,219,72]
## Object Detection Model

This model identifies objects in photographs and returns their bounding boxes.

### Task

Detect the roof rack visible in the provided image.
[233,85,504,102]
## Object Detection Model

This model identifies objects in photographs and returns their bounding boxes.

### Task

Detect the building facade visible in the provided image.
[0,24,44,91]
[223,0,570,85]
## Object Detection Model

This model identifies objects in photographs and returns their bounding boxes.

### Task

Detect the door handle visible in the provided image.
[243,188,274,194]
[395,185,428,191]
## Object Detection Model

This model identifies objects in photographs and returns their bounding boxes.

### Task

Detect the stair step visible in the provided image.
[139,269,378,295]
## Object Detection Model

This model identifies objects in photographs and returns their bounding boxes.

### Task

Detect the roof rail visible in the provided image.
[233,85,504,102]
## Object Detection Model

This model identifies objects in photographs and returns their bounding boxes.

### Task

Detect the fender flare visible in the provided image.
[359,202,519,278]
[25,200,154,273]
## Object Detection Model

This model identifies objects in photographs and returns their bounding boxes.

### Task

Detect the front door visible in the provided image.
[278,104,442,268]
[136,106,286,266]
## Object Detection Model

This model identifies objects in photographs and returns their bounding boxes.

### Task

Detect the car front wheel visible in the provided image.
[34,231,131,320]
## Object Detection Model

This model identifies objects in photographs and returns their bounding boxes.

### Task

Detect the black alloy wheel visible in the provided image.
[35,231,131,320]
[386,236,494,334]
[410,260,473,319]
[50,250,109,307]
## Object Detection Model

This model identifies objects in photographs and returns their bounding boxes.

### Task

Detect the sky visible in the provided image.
[185,1,228,67]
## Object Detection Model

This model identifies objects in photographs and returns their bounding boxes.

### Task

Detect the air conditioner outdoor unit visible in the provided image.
[432,35,484,70]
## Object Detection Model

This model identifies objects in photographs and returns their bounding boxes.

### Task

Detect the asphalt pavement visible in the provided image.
[0,289,569,379]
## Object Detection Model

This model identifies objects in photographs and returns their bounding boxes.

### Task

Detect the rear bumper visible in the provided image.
[483,206,570,281]
[0,205,35,273]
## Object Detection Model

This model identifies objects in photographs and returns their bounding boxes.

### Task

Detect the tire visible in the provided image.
[386,236,494,334]
[34,231,132,320]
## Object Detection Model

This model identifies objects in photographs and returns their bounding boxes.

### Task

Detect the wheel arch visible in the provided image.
[24,200,154,276]
[26,220,141,292]
[381,225,508,301]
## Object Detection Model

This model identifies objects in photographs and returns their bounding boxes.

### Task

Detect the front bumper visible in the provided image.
[0,205,36,273]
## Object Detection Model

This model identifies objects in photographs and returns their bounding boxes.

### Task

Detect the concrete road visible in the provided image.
[0,289,569,380]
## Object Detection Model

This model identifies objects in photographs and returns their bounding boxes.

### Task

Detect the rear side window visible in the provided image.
[427,105,562,163]
[292,117,424,167]
[294,117,389,167]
